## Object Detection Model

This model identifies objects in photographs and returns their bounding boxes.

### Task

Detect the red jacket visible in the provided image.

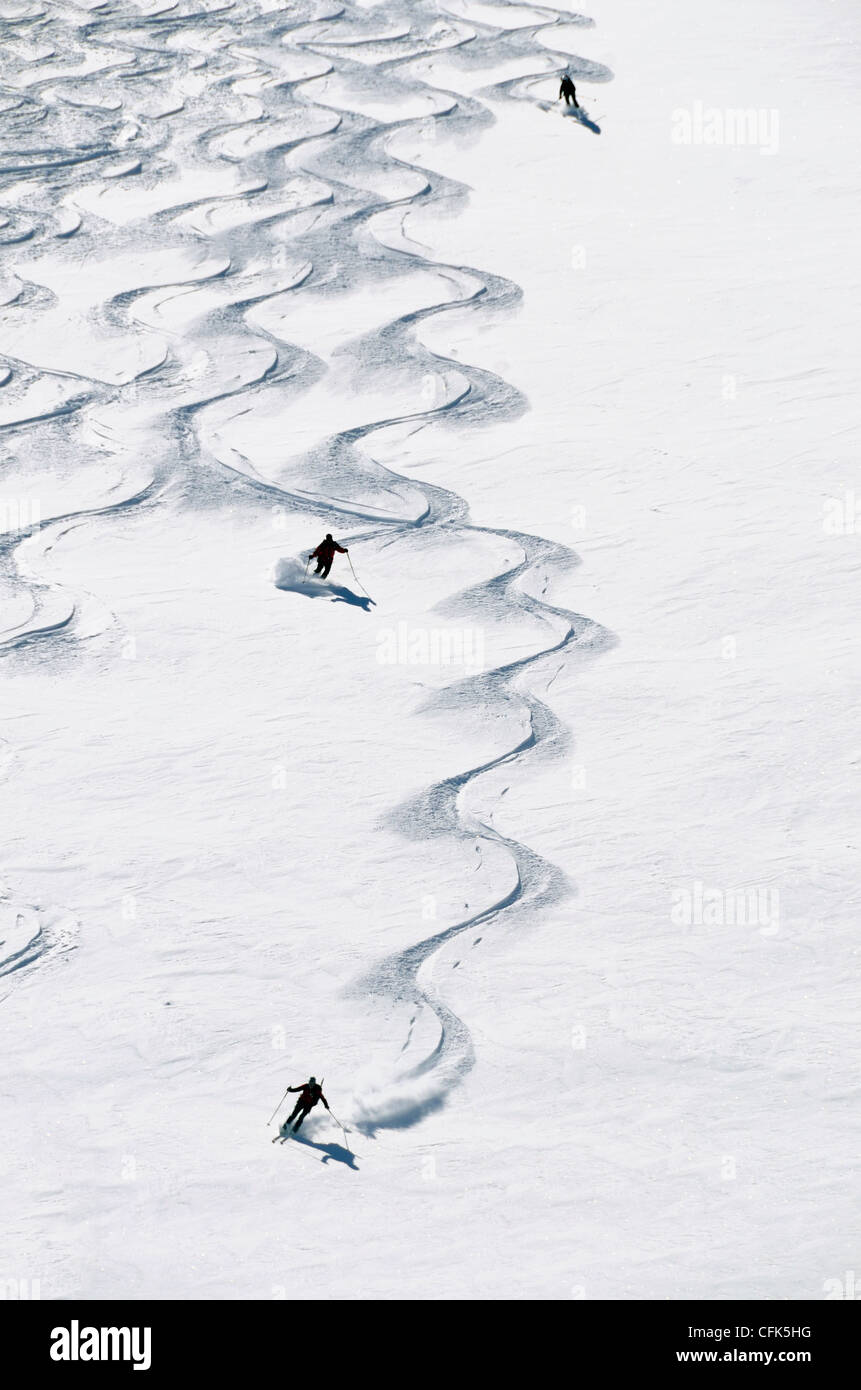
[289,1082,328,1111]
[310,538,346,564]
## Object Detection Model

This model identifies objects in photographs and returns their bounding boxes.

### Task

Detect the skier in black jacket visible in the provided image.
[559,74,579,108]
[283,1077,329,1133]
[309,534,347,579]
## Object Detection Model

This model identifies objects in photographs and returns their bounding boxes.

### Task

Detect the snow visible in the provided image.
[2,0,860,1300]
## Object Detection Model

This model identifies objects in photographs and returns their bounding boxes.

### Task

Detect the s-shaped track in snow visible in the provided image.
[0,0,615,1117]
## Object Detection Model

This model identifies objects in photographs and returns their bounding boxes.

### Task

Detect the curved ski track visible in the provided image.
[0,0,615,1126]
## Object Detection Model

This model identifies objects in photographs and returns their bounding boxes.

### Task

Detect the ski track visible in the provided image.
[0,0,615,1129]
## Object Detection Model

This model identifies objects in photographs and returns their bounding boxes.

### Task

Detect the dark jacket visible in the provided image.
[288,1081,328,1112]
[310,538,347,565]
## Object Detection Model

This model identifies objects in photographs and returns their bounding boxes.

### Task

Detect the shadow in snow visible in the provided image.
[564,106,601,134]
[330,589,375,611]
[274,556,374,611]
[291,1134,360,1169]
[534,97,602,134]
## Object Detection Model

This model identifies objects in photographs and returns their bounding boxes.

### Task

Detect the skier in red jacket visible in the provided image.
[283,1077,329,1133]
[309,534,347,579]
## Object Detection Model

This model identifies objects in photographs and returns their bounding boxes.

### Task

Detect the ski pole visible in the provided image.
[326,1104,347,1133]
[302,556,311,584]
[267,1086,293,1126]
[346,552,374,602]
[328,1109,351,1150]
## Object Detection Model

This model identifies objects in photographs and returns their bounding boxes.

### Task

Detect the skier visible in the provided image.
[559,74,579,109]
[309,533,348,579]
[282,1076,330,1134]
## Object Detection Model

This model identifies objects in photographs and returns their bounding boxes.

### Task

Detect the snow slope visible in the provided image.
[2,0,859,1299]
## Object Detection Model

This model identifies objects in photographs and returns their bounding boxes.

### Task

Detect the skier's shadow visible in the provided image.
[274,558,375,612]
[292,1134,360,1169]
[329,585,375,612]
[538,98,601,134]
[564,107,601,134]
